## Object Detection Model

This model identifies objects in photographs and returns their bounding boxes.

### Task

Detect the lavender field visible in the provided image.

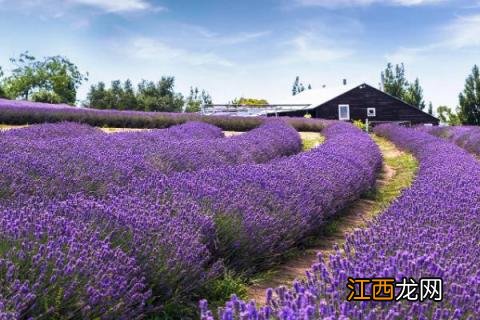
[1,100,479,319]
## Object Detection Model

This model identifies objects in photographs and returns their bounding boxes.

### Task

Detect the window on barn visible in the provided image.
[338,104,350,121]
[367,108,376,117]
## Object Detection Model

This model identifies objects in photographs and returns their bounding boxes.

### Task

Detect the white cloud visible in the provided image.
[127,37,234,67]
[215,31,271,45]
[444,14,480,49]
[386,14,480,63]
[181,24,271,45]
[70,0,152,12]
[295,0,445,7]
[0,0,163,14]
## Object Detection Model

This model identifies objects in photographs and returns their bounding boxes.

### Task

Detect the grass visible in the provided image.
[316,134,417,237]
[0,124,27,130]
[99,127,149,133]
[299,132,325,151]
[368,134,418,216]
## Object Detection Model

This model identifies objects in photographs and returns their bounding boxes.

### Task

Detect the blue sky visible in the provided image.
[0,0,479,109]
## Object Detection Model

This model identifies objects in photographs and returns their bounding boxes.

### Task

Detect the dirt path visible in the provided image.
[246,135,417,304]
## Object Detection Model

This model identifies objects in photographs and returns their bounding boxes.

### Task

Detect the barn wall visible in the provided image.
[315,85,439,125]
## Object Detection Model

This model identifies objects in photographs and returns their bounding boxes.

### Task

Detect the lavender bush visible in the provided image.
[202,124,479,319]
[0,119,382,318]
[0,120,301,205]
[423,125,480,156]
[169,122,381,273]
[0,98,325,132]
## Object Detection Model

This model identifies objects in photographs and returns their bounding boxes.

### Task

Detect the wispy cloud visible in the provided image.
[70,0,153,12]
[0,0,165,14]
[181,24,271,46]
[275,31,353,64]
[294,0,445,8]
[126,37,234,67]
[444,14,480,48]
[386,14,480,63]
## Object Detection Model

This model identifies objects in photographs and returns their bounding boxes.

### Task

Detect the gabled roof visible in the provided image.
[281,84,357,107]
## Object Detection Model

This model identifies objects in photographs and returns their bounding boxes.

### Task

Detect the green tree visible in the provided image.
[404,78,426,110]
[0,66,6,98]
[120,79,138,110]
[381,63,408,99]
[107,80,124,109]
[231,97,269,105]
[85,82,110,109]
[428,101,433,115]
[458,65,480,125]
[185,87,212,113]
[292,76,311,96]
[3,52,87,104]
[437,106,461,125]
[137,77,184,112]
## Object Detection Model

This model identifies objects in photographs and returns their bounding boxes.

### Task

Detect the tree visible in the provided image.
[292,76,300,96]
[404,78,426,110]
[428,102,433,115]
[3,52,87,104]
[437,106,461,125]
[107,80,124,109]
[85,82,109,109]
[381,63,408,99]
[0,66,6,98]
[458,65,480,125]
[231,97,269,105]
[185,87,212,113]
[381,63,428,110]
[292,76,311,96]
[120,79,138,110]
[137,77,184,112]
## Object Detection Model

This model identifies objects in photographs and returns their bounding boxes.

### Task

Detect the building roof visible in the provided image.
[281,84,357,107]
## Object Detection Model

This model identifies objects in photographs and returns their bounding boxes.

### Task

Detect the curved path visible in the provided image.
[246,135,417,305]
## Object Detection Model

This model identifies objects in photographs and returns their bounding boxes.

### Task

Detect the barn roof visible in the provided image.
[281,84,357,107]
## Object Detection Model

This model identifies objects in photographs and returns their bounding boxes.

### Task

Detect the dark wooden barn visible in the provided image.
[268,83,439,125]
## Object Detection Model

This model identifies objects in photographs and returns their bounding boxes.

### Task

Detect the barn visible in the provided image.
[268,83,439,125]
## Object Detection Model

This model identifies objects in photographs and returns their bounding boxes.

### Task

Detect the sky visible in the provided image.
[0,0,479,109]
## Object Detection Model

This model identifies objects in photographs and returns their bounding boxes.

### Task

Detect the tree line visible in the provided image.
[380,62,479,125]
[0,52,212,113]
[85,78,211,113]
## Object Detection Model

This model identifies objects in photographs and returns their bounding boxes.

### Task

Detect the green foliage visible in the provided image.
[230,97,269,105]
[459,64,480,125]
[185,86,212,113]
[381,63,407,99]
[86,77,184,112]
[31,90,62,104]
[292,76,311,96]
[428,102,433,115]
[381,63,426,110]
[353,119,366,131]
[404,78,426,110]
[3,52,87,104]
[437,105,462,125]
[200,271,247,313]
[137,77,184,112]
[0,66,6,98]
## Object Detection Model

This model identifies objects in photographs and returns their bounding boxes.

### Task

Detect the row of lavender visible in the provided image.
[203,124,479,319]
[0,120,382,318]
[0,120,301,206]
[421,125,480,156]
[0,98,324,132]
